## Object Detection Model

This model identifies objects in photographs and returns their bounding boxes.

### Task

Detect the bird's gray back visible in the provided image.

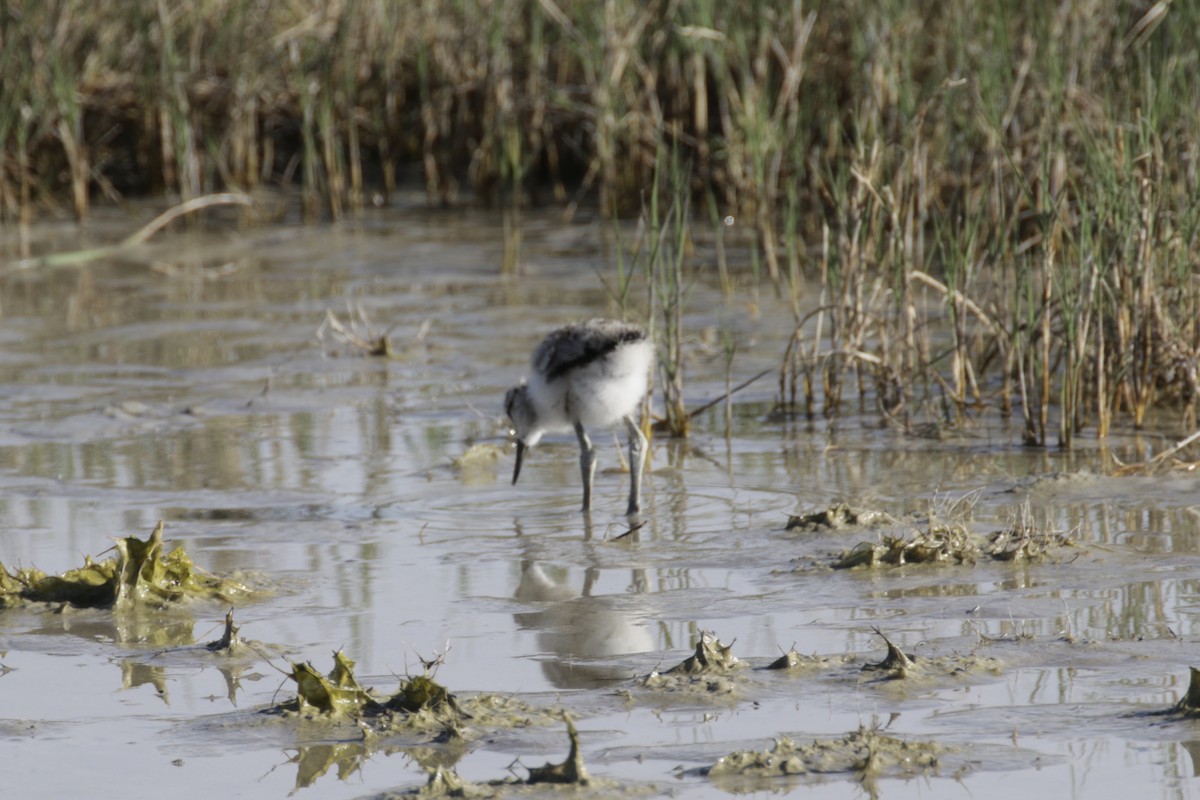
[533,320,646,382]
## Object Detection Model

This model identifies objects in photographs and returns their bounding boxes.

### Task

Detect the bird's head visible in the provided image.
[504,383,542,484]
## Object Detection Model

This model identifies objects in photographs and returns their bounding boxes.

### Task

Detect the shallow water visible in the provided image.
[2,200,1200,799]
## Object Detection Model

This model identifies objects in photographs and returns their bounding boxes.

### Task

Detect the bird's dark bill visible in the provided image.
[512,441,526,485]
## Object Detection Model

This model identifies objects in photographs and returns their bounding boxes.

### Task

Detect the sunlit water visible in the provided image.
[2,200,1200,799]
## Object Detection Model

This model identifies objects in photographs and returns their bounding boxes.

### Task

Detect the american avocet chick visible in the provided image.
[505,319,653,516]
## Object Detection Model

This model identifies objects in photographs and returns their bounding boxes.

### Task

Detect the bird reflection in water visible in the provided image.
[513,522,654,690]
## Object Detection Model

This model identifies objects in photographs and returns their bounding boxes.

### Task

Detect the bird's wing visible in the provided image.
[533,322,644,381]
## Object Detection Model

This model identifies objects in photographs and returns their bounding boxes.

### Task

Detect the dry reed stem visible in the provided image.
[6,193,255,272]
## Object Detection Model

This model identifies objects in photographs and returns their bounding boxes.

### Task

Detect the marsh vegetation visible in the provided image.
[4,1,1198,450]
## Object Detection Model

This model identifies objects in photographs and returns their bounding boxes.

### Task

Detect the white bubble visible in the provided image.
[723,215,735,226]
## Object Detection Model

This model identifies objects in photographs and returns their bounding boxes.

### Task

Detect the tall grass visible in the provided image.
[2,0,1199,441]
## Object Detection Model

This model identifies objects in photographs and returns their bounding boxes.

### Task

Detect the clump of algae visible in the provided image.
[702,726,943,781]
[861,629,919,678]
[205,608,250,655]
[285,650,383,717]
[984,523,1076,562]
[640,631,743,695]
[786,503,897,532]
[451,443,505,472]
[763,647,837,672]
[270,649,560,737]
[0,521,256,609]
[861,629,1002,684]
[273,650,452,723]
[832,517,1075,570]
[834,521,977,569]
[665,631,741,675]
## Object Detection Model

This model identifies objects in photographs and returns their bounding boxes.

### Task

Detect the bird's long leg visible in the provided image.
[574,422,597,512]
[624,414,647,517]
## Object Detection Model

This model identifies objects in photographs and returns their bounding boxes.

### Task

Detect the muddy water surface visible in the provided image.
[2,201,1200,799]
